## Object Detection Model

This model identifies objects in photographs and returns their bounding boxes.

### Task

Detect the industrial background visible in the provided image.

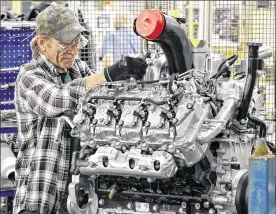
[1,1,275,125]
[0,1,275,214]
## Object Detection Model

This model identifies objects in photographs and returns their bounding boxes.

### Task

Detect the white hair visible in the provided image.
[30,36,40,57]
[30,35,50,57]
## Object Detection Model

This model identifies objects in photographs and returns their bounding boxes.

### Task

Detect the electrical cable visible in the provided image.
[211,54,239,79]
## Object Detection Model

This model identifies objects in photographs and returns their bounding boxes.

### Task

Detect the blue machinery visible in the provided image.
[246,42,276,214]
[249,155,275,214]
[0,22,35,203]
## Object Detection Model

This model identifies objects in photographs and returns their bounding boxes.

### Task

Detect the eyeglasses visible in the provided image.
[57,34,88,51]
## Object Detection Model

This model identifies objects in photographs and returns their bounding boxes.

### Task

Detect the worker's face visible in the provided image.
[38,35,80,70]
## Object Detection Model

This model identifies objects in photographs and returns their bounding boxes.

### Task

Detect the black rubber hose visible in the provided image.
[221,54,238,69]
[237,44,263,122]
[229,124,249,135]
[248,114,267,138]
[237,61,258,121]
[211,54,239,79]
[266,141,276,154]
[134,13,193,75]
[137,80,159,84]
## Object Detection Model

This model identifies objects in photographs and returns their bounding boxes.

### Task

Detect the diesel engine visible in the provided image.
[53,9,274,214]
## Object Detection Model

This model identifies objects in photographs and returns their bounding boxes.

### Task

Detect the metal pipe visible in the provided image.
[0,67,20,72]
[197,98,238,143]
[258,47,273,60]
[237,42,262,122]
[248,114,267,138]
[134,9,193,75]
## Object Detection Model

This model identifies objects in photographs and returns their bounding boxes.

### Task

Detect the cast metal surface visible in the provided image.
[58,14,274,214]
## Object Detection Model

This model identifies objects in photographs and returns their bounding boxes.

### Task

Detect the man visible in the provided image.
[101,12,142,67]
[13,3,147,214]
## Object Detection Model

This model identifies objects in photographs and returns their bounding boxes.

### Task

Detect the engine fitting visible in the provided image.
[134,9,193,75]
[62,11,273,214]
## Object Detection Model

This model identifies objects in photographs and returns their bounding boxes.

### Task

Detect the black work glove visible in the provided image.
[104,56,148,82]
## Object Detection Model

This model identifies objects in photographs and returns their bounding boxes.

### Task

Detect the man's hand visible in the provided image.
[104,56,148,82]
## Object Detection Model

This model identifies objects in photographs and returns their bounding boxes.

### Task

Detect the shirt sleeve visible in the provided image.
[101,34,113,57]
[16,69,87,117]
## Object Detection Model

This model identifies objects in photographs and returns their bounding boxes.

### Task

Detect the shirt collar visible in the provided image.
[34,52,63,76]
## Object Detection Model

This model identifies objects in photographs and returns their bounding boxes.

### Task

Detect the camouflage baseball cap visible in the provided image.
[36,2,90,43]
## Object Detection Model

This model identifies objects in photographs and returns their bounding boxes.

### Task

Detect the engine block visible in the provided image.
[60,9,274,214]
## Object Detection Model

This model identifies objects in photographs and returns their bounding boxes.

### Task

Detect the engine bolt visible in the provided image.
[157,122,163,128]
[145,121,151,127]
[168,144,175,153]
[239,135,245,142]
[167,112,173,119]
[93,119,98,125]
[208,208,216,214]
[203,201,210,208]
[171,118,178,125]
[99,199,105,205]
[147,178,155,183]
[88,162,94,167]
[140,111,146,118]
[195,203,201,210]
[142,142,147,148]
[140,165,146,171]
[152,204,158,211]
[147,131,153,136]
[89,140,95,146]
[240,119,246,124]
[127,202,133,209]
[113,110,119,116]
[186,103,193,109]
[181,202,187,209]
[80,133,86,140]
[118,120,124,126]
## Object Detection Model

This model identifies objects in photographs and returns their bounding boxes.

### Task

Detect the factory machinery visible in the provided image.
[1,9,274,214]
[59,9,274,214]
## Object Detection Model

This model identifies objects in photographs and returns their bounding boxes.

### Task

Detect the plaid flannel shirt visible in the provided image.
[13,52,94,214]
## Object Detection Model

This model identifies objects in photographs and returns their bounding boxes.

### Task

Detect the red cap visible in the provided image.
[136,9,165,40]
